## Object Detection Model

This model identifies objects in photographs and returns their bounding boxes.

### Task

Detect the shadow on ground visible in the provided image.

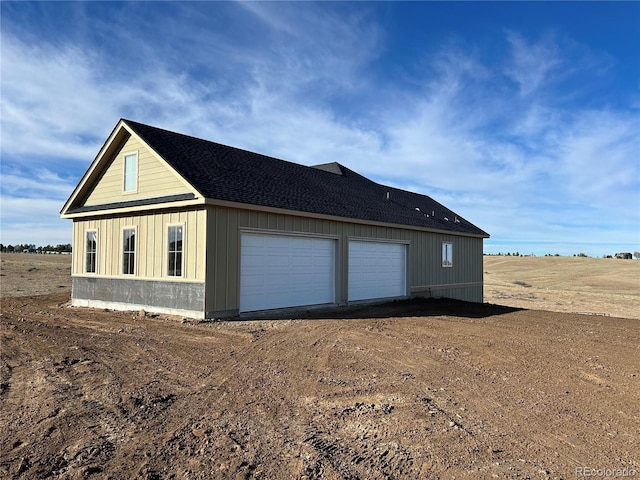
[237,297,524,321]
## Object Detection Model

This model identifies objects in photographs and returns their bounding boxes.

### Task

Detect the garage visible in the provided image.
[348,241,407,301]
[240,233,336,312]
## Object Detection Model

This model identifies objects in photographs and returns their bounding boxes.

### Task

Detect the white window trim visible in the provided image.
[122,151,139,194]
[166,223,185,277]
[442,242,453,268]
[85,229,98,274]
[122,226,138,276]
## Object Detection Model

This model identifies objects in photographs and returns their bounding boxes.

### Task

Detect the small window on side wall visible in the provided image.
[167,225,183,277]
[442,242,453,267]
[86,231,97,273]
[123,153,138,192]
[122,228,136,275]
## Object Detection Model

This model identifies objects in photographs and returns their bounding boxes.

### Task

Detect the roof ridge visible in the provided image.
[118,119,488,237]
[123,119,313,171]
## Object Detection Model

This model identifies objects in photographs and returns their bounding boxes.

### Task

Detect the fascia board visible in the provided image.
[61,198,205,219]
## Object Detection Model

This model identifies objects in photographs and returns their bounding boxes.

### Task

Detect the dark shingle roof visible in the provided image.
[67,193,196,215]
[124,119,489,237]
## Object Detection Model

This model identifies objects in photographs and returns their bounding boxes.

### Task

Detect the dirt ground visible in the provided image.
[1,254,639,479]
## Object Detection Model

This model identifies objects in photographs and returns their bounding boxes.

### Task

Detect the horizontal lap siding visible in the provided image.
[84,135,191,206]
[71,209,206,282]
[205,206,484,315]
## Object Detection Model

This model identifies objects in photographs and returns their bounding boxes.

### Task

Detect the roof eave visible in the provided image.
[202,197,489,239]
[61,195,203,219]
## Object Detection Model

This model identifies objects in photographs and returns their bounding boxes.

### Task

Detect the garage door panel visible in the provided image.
[240,233,336,312]
[241,273,267,287]
[266,256,291,268]
[291,256,313,268]
[349,241,407,302]
[242,235,264,248]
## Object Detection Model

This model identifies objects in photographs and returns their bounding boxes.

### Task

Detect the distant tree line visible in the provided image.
[606,252,639,260]
[0,243,72,253]
[484,251,640,259]
[483,252,541,257]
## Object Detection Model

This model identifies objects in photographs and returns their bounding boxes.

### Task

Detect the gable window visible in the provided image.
[167,225,183,277]
[85,231,97,273]
[442,242,453,267]
[123,153,138,192]
[122,228,136,275]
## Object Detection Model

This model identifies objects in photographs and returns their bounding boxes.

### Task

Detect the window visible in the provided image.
[442,242,453,267]
[167,225,183,277]
[122,228,136,275]
[85,231,97,273]
[123,153,138,192]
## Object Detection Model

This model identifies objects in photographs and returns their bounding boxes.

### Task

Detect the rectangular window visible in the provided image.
[167,225,183,277]
[122,228,136,275]
[85,231,97,273]
[442,242,453,267]
[123,153,138,192]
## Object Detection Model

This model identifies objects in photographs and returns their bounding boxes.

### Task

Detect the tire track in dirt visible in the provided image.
[2,292,639,479]
[378,314,639,476]
[321,316,595,477]
[1,318,125,477]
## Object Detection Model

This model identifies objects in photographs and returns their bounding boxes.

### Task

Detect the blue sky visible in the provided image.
[1,1,639,256]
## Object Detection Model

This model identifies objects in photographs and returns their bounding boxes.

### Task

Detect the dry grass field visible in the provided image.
[0,253,72,298]
[1,253,639,479]
[484,255,640,320]
[2,253,637,319]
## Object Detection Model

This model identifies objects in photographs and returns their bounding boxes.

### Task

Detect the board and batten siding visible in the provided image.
[205,205,483,316]
[72,208,206,281]
[83,134,191,207]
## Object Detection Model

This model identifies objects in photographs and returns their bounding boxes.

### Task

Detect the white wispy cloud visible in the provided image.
[1,169,75,198]
[1,35,118,162]
[1,3,637,254]
[505,31,563,97]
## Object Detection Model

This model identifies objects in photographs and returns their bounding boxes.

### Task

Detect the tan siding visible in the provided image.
[73,204,483,315]
[109,217,120,276]
[139,217,148,277]
[72,221,81,274]
[204,205,484,314]
[151,215,161,277]
[214,208,228,311]
[206,210,216,310]
[227,209,240,309]
[71,208,206,282]
[83,135,191,207]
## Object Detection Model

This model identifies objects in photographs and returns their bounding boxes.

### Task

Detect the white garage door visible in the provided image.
[240,233,335,312]
[348,241,407,301]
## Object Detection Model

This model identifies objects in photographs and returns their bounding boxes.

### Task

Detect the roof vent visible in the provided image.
[311,162,344,175]
[386,191,390,200]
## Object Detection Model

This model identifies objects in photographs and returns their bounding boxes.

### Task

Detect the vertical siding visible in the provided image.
[72,221,82,274]
[72,208,206,282]
[73,205,483,314]
[204,206,485,314]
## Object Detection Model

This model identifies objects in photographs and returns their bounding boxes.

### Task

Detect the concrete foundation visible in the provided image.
[72,276,206,318]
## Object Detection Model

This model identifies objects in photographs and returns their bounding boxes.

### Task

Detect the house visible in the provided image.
[60,119,490,319]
